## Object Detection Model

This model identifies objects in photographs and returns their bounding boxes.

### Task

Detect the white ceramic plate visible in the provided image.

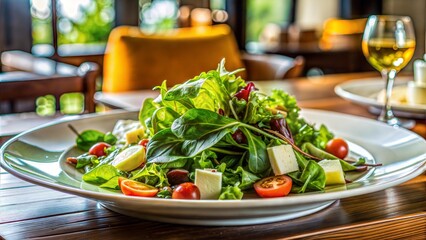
[335,78,426,116]
[1,110,425,226]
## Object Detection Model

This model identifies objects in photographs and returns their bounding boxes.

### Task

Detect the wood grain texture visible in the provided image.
[0,170,425,240]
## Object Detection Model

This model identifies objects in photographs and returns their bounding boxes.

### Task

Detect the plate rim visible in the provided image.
[1,109,425,209]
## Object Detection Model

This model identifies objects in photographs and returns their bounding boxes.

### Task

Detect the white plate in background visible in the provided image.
[335,78,426,117]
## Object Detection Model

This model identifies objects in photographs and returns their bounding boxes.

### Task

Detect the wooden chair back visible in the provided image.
[1,51,99,113]
[241,53,305,81]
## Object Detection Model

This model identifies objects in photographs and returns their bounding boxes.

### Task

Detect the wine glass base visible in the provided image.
[378,116,415,129]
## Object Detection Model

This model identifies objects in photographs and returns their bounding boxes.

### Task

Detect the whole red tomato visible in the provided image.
[325,138,349,159]
[88,142,111,157]
[172,182,200,200]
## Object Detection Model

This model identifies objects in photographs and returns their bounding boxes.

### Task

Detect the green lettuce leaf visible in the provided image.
[83,164,120,185]
[289,160,326,193]
[219,185,244,200]
[130,163,169,188]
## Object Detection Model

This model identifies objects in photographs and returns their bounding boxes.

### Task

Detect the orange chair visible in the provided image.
[320,18,367,50]
[102,24,304,93]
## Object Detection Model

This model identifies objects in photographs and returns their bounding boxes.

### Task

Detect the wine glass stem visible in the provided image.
[379,69,399,125]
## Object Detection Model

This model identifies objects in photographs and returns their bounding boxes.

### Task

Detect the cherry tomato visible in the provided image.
[118,177,126,186]
[88,142,111,157]
[254,175,292,198]
[119,177,158,197]
[138,139,149,150]
[234,82,255,101]
[66,157,78,165]
[325,138,349,159]
[172,182,201,200]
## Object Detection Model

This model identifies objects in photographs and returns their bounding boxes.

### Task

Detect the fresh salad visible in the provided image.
[67,60,380,200]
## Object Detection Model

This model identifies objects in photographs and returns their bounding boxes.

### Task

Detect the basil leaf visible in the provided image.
[165,78,205,101]
[139,98,159,130]
[151,107,181,134]
[289,160,326,193]
[146,129,186,163]
[171,109,239,140]
[240,128,270,174]
[104,132,117,145]
[76,130,105,151]
[100,176,120,189]
[82,164,120,184]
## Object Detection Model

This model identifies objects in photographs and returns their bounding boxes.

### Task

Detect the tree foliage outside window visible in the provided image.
[31,0,53,45]
[31,0,114,46]
[57,0,114,45]
[246,0,292,43]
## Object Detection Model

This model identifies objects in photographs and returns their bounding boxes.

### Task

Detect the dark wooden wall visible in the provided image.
[0,0,32,72]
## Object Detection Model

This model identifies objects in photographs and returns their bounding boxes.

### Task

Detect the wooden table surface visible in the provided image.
[1,72,425,240]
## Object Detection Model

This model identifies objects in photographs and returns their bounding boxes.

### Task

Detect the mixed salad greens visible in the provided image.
[67,60,379,200]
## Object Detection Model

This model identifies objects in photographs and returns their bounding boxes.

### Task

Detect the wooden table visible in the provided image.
[1,72,425,239]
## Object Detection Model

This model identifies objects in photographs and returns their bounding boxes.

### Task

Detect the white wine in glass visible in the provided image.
[362,15,416,127]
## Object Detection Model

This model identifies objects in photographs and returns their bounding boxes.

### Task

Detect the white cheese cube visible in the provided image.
[267,144,299,175]
[318,160,346,185]
[194,169,222,200]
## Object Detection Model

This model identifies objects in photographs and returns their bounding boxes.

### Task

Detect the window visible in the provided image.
[31,0,115,56]
[246,0,293,49]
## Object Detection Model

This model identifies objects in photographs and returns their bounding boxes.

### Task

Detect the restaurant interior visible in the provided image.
[0,0,425,239]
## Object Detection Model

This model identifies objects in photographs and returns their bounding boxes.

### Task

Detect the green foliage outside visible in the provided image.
[246,0,291,43]
[32,18,53,45]
[36,93,84,116]
[32,0,114,45]
[57,0,114,45]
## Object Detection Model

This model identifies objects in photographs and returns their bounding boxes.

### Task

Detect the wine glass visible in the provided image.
[362,15,416,127]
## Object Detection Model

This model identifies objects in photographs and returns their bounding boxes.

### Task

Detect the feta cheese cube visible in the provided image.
[194,169,222,200]
[267,144,299,175]
[318,159,346,185]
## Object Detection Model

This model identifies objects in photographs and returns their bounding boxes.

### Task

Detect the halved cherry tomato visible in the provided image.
[172,182,200,200]
[88,142,111,157]
[138,139,149,150]
[118,177,126,186]
[254,175,292,198]
[325,138,349,159]
[66,157,78,165]
[119,178,158,197]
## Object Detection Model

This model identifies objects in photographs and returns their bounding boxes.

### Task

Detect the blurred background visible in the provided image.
[0,0,425,115]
